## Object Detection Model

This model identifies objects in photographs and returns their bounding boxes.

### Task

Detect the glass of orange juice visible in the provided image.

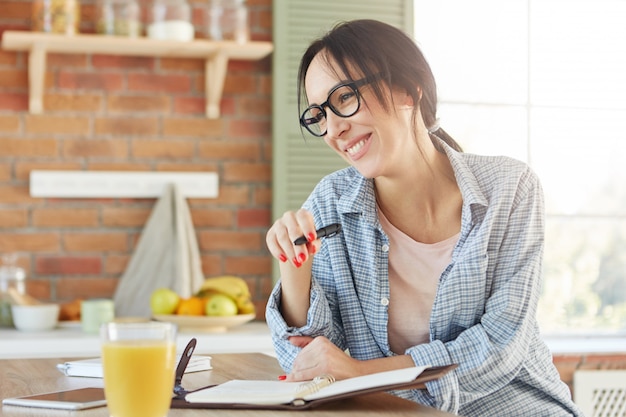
[101,321,177,417]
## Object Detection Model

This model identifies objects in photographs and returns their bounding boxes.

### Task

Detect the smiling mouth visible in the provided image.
[346,138,367,156]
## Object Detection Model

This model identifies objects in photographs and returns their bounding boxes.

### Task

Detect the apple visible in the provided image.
[204,294,238,317]
[150,288,180,315]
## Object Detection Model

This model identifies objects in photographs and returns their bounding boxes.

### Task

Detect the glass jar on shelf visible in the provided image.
[31,0,81,35]
[204,0,249,43]
[0,254,26,328]
[147,0,195,42]
[96,0,141,37]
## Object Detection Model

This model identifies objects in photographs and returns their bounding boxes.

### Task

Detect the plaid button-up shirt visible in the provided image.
[266,139,582,416]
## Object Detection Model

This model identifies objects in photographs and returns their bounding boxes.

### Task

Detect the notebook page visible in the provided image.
[186,380,303,405]
[304,366,429,401]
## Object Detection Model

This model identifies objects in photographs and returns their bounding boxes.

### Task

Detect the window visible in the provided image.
[414,0,626,334]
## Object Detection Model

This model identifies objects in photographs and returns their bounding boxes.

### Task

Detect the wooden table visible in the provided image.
[0,353,455,416]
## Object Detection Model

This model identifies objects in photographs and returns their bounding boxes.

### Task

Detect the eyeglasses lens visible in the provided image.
[301,84,360,136]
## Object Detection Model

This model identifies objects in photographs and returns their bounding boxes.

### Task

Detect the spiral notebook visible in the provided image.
[175,364,457,410]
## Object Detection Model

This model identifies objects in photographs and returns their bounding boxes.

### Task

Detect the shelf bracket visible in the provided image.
[205,52,229,119]
[28,42,46,114]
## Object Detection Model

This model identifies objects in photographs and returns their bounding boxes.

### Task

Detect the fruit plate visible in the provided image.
[152,313,255,333]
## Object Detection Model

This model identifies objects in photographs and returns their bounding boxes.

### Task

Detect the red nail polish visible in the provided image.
[293,258,301,267]
[307,232,315,242]
[279,254,287,262]
[298,253,306,263]
[278,375,287,380]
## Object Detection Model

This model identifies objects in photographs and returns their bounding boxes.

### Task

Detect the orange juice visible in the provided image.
[102,340,175,417]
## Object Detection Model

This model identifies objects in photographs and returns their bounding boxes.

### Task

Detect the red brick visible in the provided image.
[0,50,18,66]
[160,57,203,71]
[224,256,271,275]
[198,140,260,160]
[200,254,223,276]
[228,119,271,139]
[198,231,263,251]
[44,93,102,112]
[14,161,82,180]
[127,73,192,93]
[25,115,90,135]
[0,137,58,157]
[94,117,159,136]
[0,233,60,252]
[190,208,234,228]
[63,138,129,158]
[58,71,124,90]
[0,1,31,19]
[162,118,223,137]
[107,95,170,113]
[173,96,205,115]
[0,209,28,228]
[47,53,88,68]
[0,164,9,181]
[102,207,152,227]
[211,185,249,205]
[33,208,99,227]
[157,162,218,172]
[104,255,130,275]
[0,92,28,111]
[261,140,272,161]
[0,69,28,89]
[0,184,37,204]
[0,115,19,132]
[259,73,272,95]
[132,139,194,158]
[254,186,272,206]
[222,74,256,94]
[223,162,271,183]
[237,208,270,228]
[92,54,154,70]
[63,233,128,252]
[88,162,152,171]
[239,96,271,117]
[24,279,52,302]
[56,277,118,300]
[36,256,102,275]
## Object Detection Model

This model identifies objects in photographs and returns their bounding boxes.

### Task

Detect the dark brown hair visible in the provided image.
[297,19,462,153]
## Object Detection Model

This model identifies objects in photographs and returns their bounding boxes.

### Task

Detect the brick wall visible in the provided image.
[0,0,274,317]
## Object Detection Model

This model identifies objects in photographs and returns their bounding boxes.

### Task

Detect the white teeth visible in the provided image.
[346,139,365,155]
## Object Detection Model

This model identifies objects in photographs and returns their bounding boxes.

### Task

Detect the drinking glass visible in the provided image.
[101,321,177,417]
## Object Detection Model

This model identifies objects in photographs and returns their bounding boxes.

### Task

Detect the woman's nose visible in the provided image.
[324,112,349,138]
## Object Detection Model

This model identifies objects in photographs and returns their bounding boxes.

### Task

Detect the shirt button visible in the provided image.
[380,297,389,306]
[382,244,389,252]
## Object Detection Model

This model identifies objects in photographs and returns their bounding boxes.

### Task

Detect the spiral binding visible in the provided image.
[294,374,336,398]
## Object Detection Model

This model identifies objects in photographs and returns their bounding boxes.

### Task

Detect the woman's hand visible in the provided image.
[266,209,320,327]
[265,209,319,268]
[284,336,362,382]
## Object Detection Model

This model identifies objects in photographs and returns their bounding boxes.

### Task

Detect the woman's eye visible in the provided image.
[338,91,356,103]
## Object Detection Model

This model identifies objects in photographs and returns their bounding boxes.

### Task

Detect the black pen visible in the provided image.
[293,223,342,245]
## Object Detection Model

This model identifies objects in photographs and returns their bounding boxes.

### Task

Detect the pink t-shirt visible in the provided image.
[378,209,459,354]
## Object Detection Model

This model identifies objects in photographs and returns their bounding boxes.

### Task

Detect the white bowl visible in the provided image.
[11,304,60,331]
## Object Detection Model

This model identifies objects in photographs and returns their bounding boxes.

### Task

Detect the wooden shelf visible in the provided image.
[1,31,273,118]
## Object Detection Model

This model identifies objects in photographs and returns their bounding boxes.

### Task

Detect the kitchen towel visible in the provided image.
[113,183,204,317]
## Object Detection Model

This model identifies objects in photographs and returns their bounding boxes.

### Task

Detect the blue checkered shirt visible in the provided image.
[266,140,583,416]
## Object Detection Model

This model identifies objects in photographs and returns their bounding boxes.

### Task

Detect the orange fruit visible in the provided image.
[175,297,204,316]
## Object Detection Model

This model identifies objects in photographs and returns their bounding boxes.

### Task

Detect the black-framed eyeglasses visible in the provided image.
[299,76,376,137]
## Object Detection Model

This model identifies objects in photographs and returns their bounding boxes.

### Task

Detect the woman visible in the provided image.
[265,19,582,416]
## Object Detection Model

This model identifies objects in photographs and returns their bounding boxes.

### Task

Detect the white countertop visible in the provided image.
[1,321,623,360]
[0,321,274,359]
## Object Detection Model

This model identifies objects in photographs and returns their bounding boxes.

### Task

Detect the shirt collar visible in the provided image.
[335,137,489,225]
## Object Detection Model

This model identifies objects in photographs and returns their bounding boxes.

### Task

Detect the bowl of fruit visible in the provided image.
[150,276,256,332]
